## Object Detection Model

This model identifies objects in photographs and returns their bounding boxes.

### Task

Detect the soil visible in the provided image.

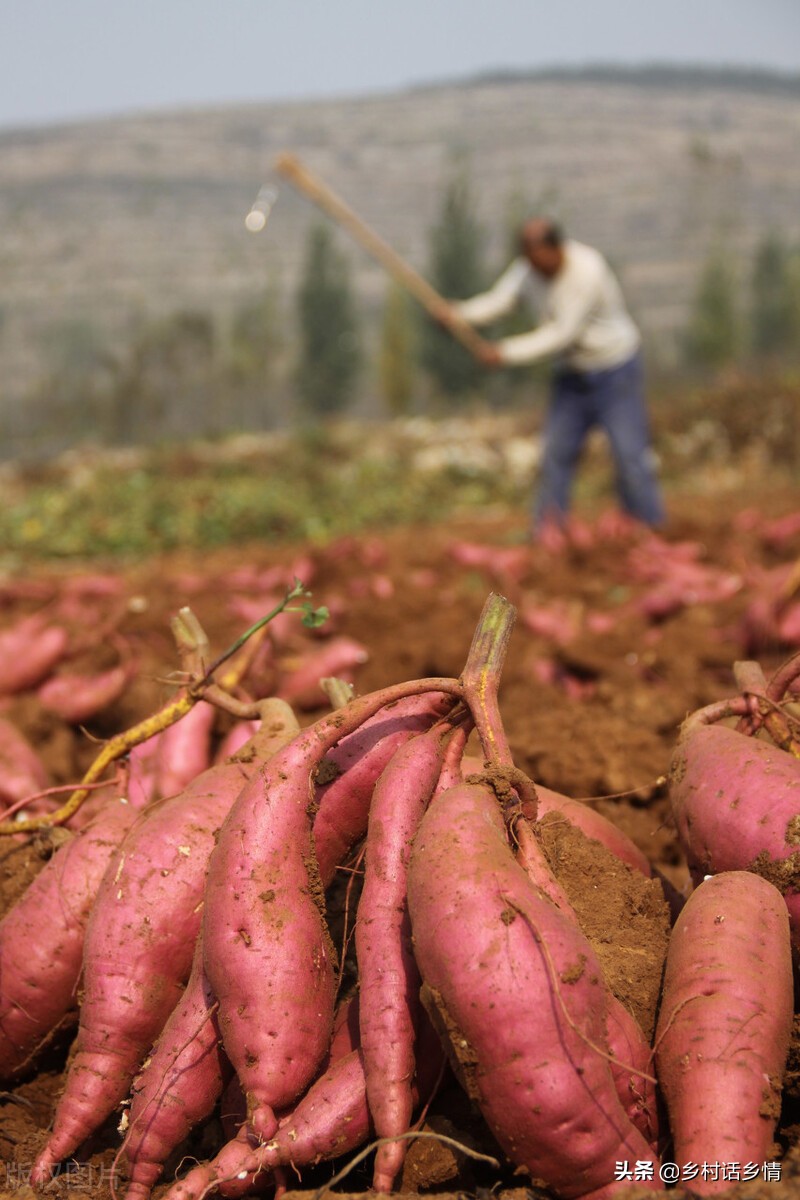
[1,485,799,1200]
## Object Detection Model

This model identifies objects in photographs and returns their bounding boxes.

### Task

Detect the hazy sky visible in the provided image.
[1,0,799,130]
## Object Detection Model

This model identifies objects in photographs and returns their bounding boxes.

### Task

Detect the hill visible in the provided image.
[1,64,799,456]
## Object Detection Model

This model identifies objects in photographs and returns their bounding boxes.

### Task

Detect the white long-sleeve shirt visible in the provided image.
[454,239,640,372]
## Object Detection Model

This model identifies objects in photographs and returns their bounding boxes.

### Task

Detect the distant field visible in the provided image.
[1,372,796,565]
[1,65,799,457]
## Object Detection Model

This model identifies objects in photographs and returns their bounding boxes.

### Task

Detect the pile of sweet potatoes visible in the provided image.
[1,593,798,1200]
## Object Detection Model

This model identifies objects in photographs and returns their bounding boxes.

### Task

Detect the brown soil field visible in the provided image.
[1,483,799,1200]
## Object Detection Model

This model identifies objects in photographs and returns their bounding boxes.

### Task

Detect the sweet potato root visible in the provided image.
[0,716,50,810]
[654,871,793,1192]
[355,726,449,1191]
[669,716,800,946]
[313,691,455,886]
[160,1006,446,1200]
[0,613,69,695]
[202,677,461,1144]
[0,798,137,1080]
[408,779,660,1200]
[121,931,229,1200]
[30,699,300,1185]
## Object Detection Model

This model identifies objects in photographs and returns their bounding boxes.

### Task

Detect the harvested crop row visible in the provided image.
[0,597,797,1200]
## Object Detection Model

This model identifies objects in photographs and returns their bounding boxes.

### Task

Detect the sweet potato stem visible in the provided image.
[461,592,516,767]
[0,583,318,835]
[767,649,800,702]
[0,690,199,834]
[734,658,800,756]
[680,694,752,738]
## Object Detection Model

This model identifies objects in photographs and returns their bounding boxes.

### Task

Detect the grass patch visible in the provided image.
[0,433,527,564]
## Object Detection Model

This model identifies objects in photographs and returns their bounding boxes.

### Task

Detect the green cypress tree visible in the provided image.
[750,231,797,361]
[421,164,488,400]
[684,247,741,371]
[296,223,361,417]
[379,282,415,417]
[228,278,283,386]
[225,278,285,430]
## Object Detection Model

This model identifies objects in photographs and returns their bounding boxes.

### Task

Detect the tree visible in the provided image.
[750,231,797,362]
[225,277,285,429]
[110,310,217,444]
[684,247,741,372]
[378,282,415,417]
[295,223,361,417]
[421,164,488,400]
[227,281,283,385]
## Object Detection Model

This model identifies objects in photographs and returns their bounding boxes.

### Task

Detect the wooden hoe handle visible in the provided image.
[275,152,493,362]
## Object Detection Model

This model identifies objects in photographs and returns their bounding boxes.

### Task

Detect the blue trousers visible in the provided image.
[534,351,664,528]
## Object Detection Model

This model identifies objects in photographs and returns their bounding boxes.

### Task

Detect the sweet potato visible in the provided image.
[213,720,259,764]
[654,871,793,1192]
[668,715,800,946]
[0,797,137,1080]
[462,757,654,879]
[313,690,455,887]
[202,678,461,1144]
[277,636,369,710]
[0,716,49,809]
[156,698,217,799]
[604,995,658,1150]
[125,701,218,812]
[164,1049,373,1200]
[121,931,229,1200]
[0,613,69,695]
[510,803,659,1148]
[355,727,448,1191]
[126,736,162,810]
[407,779,660,1200]
[37,658,137,724]
[30,699,300,1185]
[161,1005,446,1200]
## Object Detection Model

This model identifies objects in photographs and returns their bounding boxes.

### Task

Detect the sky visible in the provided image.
[1,0,799,131]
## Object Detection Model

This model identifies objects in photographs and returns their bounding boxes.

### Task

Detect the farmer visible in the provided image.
[446,218,665,533]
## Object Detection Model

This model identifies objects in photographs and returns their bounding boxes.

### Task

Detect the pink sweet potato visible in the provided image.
[668,716,800,946]
[164,1049,374,1200]
[0,614,70,695]
[127,701,225,811]
[201,764,337,1146]
[30,699,300,1185]
[510,807,659,1149]
[654,871,793,1192]
[126,736,162,810]
[121,931,229,1200]
[37,658,137,725]
[407,780,660,1200]
[461,757,654,879]
[0,797,137,1079]
[355,727,448,1191]
[202,678,461,1144]
[161,1005,446,1200]
[313,690,455,887]
[213,720,259,764]
[604,995,658,1151]
[277,636,369,710]
[0,716,49,809]
[156,698,217,799]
